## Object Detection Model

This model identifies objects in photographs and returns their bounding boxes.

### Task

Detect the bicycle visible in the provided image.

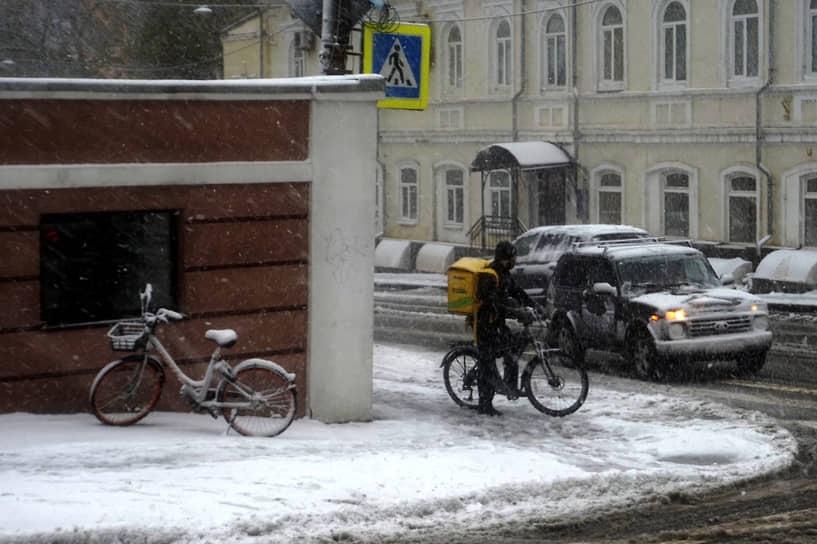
[440,311,588,417]
[89,284,297,437]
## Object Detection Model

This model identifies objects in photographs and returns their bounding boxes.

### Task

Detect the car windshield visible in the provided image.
[617,254,720,295]
[513,232,540,257]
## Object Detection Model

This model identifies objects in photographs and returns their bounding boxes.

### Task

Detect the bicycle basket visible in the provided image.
[107,321,146,351]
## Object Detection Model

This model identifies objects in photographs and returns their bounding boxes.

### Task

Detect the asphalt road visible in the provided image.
[374,291,817,542]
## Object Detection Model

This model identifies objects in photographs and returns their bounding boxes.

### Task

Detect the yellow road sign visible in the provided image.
[363,22,430,110]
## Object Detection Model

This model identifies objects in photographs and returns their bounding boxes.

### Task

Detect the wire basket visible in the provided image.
[107,321,146,352]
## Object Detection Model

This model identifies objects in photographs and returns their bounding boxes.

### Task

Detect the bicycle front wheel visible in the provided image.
[89,355,165,426]
[522,352,588,417]
[218,361,297,437]
[441,345,480,409]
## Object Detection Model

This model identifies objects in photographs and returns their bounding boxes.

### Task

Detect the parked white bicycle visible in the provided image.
[89,284,297,437]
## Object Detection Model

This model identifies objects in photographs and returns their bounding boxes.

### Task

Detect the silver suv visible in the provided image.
[512,224,648,300]
[547,239,773,380]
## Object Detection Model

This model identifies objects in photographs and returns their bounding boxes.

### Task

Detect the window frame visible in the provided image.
[491,18,513,93]
[725,0,762,87]
[657,0,689,89]
[590,164,625,225]
[644,163,699,239]
[438,164,467,228]
[289,34,306,77]
[397,162,420,225]
[541,11,567,91]
[722,166,761,244]
[39,209,178,327]
[804,174,817,247]
[486,169,512,221]
[444,23,464,93]
[595,2,627,91]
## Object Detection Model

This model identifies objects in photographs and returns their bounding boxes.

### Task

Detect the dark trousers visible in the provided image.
[476,326,519,410]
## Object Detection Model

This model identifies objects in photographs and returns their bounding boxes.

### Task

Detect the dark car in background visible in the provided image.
[511,224,648,301]
[547,239,773,380]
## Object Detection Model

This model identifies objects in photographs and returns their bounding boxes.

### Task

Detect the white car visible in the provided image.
[511,224,648,300]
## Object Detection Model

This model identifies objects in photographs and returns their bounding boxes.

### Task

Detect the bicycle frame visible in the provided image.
[136,329,259,412]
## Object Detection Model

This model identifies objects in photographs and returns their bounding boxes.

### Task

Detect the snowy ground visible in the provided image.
[0,343,798,544]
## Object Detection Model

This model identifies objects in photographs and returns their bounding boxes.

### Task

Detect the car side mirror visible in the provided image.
[592,282,616,296]
[719,273,734,286]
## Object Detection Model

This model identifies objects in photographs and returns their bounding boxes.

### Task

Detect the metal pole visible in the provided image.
[319,0,339,74]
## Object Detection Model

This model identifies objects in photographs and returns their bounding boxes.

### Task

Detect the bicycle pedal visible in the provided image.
[207,409,219,420]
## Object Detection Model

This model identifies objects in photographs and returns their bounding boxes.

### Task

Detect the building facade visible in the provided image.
[224,0,817,256]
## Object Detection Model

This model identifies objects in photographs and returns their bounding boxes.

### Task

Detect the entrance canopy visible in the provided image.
[470,141,573,172]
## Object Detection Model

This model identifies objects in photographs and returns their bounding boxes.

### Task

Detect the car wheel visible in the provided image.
[554,319,584,366]
[628,327,666,381]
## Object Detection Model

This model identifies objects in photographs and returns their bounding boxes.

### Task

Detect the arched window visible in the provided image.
[443,167,465,226]
[446,25,463,90]
[732,0,759,78]
[601,5,624,85]
[644,164,698,238]
[398,163,419,223]
[488,171,511,219]
[664,172,690,236]
[726,173,758,243]
[494,19,513,89]
[598,172,623,224]
[289,39,305,77]
[543,14,566,88]
[662,2,687,83]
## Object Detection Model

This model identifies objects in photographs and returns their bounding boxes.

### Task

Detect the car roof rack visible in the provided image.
[571,237,694,255]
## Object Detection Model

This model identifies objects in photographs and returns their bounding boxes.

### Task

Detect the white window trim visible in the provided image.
[720,165,761,244]
[589,163,626,224]
[397,161,420,225]
[539,7,569,92]
[442,22,464,96]
[782,163,817,246]
[652,0,690,90]
[485,169,513,223]
[488,17,514,94]
[593,1,627,92]
[720,0,764,88]
[643,163,699,239]
[435,161,469,229]
[288,39,305,78]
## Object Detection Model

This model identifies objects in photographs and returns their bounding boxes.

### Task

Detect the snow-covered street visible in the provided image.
[0,342,797,543]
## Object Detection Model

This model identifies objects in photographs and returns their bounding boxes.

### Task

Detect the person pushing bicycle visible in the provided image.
[475,240,542,416]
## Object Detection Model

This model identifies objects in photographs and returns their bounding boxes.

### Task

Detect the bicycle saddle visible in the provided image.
[205,329,238,348]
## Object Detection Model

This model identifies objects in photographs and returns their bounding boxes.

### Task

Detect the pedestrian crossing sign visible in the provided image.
[363,22,430,110]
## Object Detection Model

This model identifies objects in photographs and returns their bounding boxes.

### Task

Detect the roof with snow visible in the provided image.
[471,141,573,172]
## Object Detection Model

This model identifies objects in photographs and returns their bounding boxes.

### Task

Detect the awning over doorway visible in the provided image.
[470,141,573,172]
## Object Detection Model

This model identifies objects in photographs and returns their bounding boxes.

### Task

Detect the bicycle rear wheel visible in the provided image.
[218,361,297,437]
[522,351,588,417]
[89,355,165,425]
[441,345,480,409]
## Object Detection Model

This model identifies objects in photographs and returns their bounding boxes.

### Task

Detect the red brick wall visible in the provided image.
[0,98,311,416]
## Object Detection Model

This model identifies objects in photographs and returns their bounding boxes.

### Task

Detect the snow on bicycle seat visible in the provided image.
[205,329,238,348]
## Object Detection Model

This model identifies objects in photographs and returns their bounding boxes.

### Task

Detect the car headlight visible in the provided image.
[752,315,769,331]
[667,321,686,339]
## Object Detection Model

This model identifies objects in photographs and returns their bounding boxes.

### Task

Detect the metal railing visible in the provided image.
[467,216,527,250]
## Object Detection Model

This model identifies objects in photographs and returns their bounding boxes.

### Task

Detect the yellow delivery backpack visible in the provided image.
[447,258,499,342]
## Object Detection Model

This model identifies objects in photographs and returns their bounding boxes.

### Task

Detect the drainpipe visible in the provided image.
[571,1,588,222]
[756,0,774,254]
[512,0,527,142]
[511,0,527,234]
